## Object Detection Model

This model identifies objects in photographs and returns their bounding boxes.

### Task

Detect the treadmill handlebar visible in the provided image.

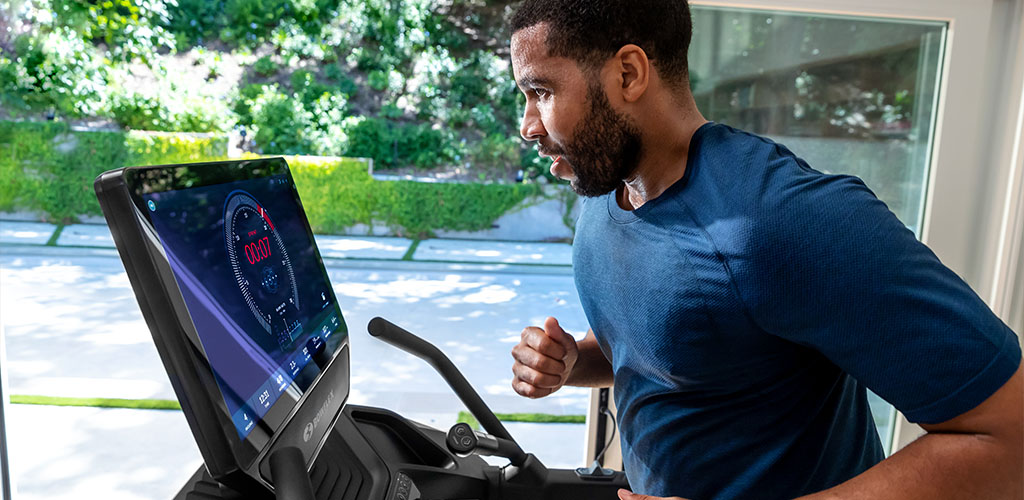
[447,422,528,465]
[366,317,522,448]
[269,446,315,500]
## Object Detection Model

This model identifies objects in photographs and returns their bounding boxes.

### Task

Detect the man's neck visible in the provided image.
[618,102,707,210]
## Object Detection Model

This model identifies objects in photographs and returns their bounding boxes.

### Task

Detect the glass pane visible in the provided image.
[689,7,947,455]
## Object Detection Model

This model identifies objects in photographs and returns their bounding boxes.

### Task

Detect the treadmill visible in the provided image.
[94,157,628,500]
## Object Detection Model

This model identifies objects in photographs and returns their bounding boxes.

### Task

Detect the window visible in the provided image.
[690,7,945,234]
[688,6,947,455]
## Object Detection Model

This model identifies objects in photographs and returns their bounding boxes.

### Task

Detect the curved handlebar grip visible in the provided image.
[269,446,315,500]
[447,422,529,465]
[367,317,521,448]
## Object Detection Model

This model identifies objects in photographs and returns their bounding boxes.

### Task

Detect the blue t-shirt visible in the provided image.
[572,122,1022,500]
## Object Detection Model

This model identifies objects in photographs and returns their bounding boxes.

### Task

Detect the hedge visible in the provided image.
[0,121,227,223]
[289,156,542,238]
[0,121,543,237]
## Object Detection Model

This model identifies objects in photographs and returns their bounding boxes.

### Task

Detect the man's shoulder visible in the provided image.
[680,125,862,226]
[694,122,785,162]
[699,123,876,211]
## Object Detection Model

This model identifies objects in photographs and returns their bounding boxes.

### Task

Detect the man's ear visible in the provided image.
[614,44,650,103]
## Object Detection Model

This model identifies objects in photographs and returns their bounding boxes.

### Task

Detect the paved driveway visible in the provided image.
[0,224,591,499]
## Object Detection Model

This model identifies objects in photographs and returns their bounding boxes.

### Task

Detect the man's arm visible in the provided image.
[619,360,1022,500]
[511,317,613,399]
[800,360,1023,500]
[566,328,614,387]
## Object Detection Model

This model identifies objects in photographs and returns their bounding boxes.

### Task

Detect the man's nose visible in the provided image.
[520,105,545,142]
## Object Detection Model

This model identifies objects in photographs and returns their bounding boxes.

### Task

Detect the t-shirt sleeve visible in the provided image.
[733,156,1021,425]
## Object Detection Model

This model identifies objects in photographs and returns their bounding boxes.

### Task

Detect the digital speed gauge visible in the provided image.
[224,190,302,350]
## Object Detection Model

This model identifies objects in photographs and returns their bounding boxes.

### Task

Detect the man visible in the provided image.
[506,1,1023,499]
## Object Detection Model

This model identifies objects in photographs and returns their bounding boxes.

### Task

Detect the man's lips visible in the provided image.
[550,155,574,180]
[537,147,571,178]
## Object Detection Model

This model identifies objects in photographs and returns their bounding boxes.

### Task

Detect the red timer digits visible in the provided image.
[225,190,299,348]
[245,237,272,265]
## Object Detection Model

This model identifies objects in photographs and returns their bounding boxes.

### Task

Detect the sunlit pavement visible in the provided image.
[0,221,590,499]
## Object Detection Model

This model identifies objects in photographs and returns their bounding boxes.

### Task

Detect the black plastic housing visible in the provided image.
[94,160,350,495]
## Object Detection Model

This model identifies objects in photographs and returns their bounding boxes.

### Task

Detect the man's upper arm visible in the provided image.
[920,359,1022,446]
[736,169,1022,425]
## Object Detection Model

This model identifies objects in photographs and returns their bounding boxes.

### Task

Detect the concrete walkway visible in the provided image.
[0,220,588,499]
[3,222,574,266]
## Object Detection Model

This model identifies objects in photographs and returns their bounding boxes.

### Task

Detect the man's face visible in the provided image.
[511,24,642,197]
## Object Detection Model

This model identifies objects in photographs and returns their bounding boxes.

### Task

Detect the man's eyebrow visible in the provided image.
[516,76,553,90]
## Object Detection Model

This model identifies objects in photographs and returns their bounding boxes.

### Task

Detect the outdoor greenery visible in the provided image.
[0,1,935,231]
[0,121,542,236]
[10,397,586,427]
[289,154,542,237]
[456,411,586,431]
[10,394,184,410]
[1,0,544,181]
[0,120,227,222]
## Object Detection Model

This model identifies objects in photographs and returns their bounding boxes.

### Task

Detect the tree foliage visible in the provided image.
[1,0,546,181]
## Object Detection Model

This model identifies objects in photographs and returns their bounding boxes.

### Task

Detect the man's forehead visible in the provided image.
[512,22,585,85]
[512,24,553,62]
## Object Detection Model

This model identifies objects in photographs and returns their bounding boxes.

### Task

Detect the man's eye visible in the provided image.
[533,88,549,99]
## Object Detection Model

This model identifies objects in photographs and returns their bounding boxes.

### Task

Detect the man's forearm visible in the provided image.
[798,430,1022,500]
[801,363,1022,500]
[566,331,614,387]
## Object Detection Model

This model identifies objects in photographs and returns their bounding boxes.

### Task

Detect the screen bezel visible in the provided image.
[121,157,349,469]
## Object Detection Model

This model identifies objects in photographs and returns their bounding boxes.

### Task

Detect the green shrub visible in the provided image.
[46,0,175,63]
[163,0,343,49]
[252,55,280,76]
[125,130,231,166]
[0,28,110,117]
[225,0,291,43]
[0,121,227,222]
[164,0,228,47]
[466,133,521,182]
[324,64,358,95]
[108,91,170,131]
[5,0,548,183]
[251,88,313,154]
[244,84,349,156]
[0,121,548,236]
[289,156,542,238]
[235,72,353,157]
[106,78,230,133]
[290,69,337,106]
[232,83,267,127]
[343,117,455,170]
[367,70,390,92]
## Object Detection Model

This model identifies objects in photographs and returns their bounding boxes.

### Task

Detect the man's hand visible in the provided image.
[617,489,689,500]
[511,317,579,398]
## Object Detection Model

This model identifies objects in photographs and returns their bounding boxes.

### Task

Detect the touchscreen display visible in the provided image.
[142,170,347,440]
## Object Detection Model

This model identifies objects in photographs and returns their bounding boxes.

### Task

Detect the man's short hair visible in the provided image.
[511,0,693,87]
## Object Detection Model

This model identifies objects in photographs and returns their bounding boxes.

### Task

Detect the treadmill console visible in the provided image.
[96,158,351,494]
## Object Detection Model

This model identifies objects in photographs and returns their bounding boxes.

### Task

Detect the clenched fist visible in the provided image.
[511,317,579,398]
[617,489,688,500]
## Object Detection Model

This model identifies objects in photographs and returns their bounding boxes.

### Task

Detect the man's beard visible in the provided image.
[559,84,643,197]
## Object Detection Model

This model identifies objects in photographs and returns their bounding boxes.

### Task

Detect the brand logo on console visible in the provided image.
[303,390,335,442]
